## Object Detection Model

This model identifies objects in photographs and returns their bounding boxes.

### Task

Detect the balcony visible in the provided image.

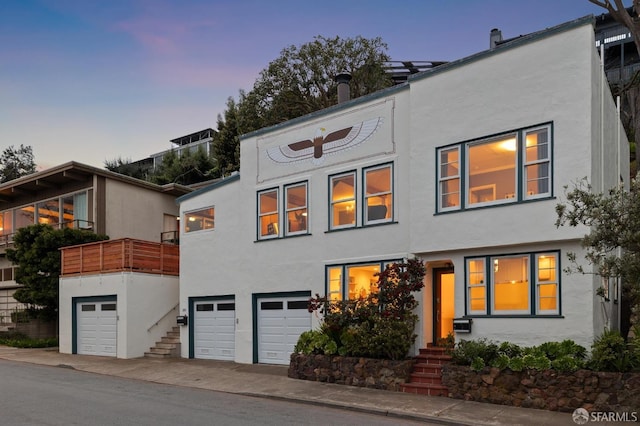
[60,238,179,277]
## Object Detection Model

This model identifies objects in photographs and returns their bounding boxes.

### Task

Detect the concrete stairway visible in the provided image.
[399,345,451,396]
[144,326,181,358]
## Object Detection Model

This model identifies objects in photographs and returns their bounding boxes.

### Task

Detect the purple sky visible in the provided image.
[0,0,613,170]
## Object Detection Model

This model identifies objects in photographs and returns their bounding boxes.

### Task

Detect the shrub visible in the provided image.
[551,355,583,372]
[491,353,510,369]
[451,339,499,366]
[0,335,58,348]
[588,329,638,372]
[293,330,337,355]
[497,341,522,358]
[507,357,524,372]
[299,258,426,360]
[470,357,485,371]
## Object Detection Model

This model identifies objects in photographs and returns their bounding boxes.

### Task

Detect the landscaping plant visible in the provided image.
[296,258,425,360]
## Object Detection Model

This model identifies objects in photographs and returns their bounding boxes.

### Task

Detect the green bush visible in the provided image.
[490,353,510,369]
[293,330,338,355]
[588,329,638,372]
[451,339,499,366]
[551,355,583,372]
[507,356,524,372]
[0,335,58,348]
[470,356,485,371]
[297,258,426,360]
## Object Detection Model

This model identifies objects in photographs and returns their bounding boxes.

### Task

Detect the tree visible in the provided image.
[239,35,393,132]
[150,147,217,185]
[0,144,36,183]
[555,177,640,338]
[213,97,241,176]
[104,157,152,180]
[6,224,109,320]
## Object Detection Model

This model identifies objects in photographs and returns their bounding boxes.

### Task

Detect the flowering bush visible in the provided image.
[296,258,425,360]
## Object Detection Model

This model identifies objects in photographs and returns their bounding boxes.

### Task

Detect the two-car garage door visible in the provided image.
[257,296,311,365]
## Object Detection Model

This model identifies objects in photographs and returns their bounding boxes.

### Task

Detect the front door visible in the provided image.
[434,268,455,342]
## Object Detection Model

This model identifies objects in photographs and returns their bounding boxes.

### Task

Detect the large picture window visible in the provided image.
[258,189,279,239]
[465,251,560,316]
[326,261,398,301]
[437,124,552,211]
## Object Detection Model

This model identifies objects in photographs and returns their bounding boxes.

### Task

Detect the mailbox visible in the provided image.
[453,318,472,333]
[176,315,188,326]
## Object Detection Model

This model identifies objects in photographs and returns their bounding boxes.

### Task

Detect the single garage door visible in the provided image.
[77,300,117,357]
[194,300,235,360]
[257,296,311,365]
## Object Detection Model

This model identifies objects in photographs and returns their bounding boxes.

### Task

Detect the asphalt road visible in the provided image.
[0,359,434,426]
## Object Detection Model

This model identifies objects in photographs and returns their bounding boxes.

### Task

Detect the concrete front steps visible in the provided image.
[399,346,451,396]
[144,326,181,358]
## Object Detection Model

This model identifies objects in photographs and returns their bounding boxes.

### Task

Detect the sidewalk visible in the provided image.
[0,346,576,426]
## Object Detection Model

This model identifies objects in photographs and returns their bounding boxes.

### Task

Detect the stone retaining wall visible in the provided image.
[442,364,640,413]
[288,354,415,391]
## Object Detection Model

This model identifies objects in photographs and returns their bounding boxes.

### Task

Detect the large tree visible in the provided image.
[555,177,640,338]
[239,35,392,132]
[0,144,36,183]
[213,97,241,176]
[6,224,109,320]
[150,147,217,185]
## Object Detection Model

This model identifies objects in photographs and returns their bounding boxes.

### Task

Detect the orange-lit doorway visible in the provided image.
[434,268,455,342]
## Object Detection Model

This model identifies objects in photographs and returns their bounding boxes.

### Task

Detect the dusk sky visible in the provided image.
[1,1,614,170]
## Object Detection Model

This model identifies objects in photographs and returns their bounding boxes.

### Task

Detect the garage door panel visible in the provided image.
[194,300,235,361]
[257,296,311,365]
[77,300,117,357]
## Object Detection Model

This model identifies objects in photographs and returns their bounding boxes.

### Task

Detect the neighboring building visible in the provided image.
[176,15,628,366]
[0,161,191,324]
[593,7,640,85]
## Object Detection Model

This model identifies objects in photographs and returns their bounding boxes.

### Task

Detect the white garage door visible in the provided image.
[257,296,311,365]
[77,300,117,357]
[194,300,235,360]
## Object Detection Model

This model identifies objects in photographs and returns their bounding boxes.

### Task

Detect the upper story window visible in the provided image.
[184,207,215,233]
[364,165,392,224]
[330,172,356,229]
[437,124,552,212]
[258,189,279,239]
[0,191,90,242]
[329,163,394,231]
[465,251,560,317]
[285,183,308,236]
[257,181,310,241]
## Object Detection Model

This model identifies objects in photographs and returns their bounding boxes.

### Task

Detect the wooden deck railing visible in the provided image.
[60,238,179,277]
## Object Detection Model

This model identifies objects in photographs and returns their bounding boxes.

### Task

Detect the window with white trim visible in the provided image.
[437,124,551,212]
[465,251,560,316]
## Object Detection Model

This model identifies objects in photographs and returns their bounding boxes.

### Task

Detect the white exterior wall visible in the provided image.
[179,18,628,362]
[103,179,180,242]
[180,91,412,363]
[59,272,179,358]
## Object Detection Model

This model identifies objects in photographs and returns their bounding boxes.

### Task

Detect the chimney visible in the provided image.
[490,28,503,49]
[335,72,352,104]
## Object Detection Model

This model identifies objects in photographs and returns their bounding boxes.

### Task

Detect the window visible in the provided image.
[326,261,398,301]
[185,207,215,233]
[258,189,279,239]
[285,183,308,235]
[465,251,559,316]
[330,172,356,229]
[364,165,392,224]
[437,124,551,211]
[328,163,394,230]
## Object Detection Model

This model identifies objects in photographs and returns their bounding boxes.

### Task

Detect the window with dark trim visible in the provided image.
[437,124,552,212]
[326,260,399,301]
[258,188,279,239]
[257,181,309,240]
[465,251,560,316]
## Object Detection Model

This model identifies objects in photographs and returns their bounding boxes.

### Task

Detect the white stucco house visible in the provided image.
[177,16,628,365]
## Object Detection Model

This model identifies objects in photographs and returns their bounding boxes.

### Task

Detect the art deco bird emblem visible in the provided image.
[266,117,383,165]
